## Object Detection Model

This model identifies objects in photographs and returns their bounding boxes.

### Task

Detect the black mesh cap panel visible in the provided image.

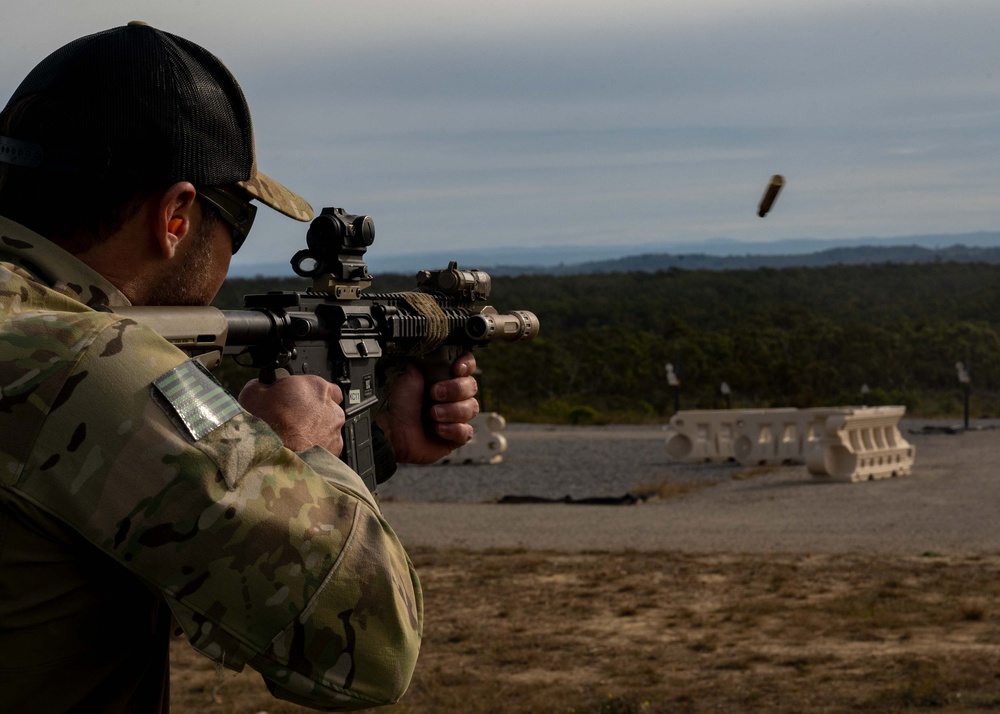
[4,22,254,186]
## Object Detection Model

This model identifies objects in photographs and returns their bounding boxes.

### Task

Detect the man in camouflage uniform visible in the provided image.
[0,22,480,712]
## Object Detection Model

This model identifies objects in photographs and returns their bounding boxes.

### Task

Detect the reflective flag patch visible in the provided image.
[152,359,243,441]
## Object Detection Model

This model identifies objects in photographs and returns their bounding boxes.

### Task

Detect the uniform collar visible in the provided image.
[0,215,132,308]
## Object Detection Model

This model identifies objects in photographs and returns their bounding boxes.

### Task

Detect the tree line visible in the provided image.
[213,262,1000,422]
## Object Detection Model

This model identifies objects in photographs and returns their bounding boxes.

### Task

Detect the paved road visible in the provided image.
[379,421,1000,555]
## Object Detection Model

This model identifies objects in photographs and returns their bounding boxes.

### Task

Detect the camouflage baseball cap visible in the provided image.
[0,21,313,222]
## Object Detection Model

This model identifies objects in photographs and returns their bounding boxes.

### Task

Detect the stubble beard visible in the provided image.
[144,220,219,307]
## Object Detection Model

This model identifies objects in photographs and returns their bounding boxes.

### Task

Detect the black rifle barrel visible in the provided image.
[220,308,287,345]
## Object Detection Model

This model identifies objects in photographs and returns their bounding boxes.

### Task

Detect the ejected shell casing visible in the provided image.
[757,174,784,217]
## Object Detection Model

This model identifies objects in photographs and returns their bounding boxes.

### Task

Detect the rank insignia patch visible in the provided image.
[152,359,244,441]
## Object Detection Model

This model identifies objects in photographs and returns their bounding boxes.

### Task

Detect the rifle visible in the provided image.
[114,206,539,492]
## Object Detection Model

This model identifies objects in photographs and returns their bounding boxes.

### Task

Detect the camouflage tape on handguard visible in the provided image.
[398,291,449,357]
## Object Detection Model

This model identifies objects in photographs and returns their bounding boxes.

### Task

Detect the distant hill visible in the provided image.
[487,243,1000,276]
[227,231,1000,278]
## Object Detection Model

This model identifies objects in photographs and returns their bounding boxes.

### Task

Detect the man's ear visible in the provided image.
[154,182,198,259]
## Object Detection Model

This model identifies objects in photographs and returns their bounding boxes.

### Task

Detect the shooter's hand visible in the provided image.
[376,353,479,464]
[238,374,346,456]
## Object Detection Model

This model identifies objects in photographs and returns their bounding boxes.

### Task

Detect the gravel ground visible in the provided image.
[378,418,1000,555]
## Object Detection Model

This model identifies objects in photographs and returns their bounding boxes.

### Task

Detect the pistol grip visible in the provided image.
[418,345,466,438]
[258,367,291,385]
[420,344,465,384]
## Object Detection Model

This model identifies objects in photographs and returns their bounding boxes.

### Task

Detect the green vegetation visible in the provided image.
[213,261,1000,422]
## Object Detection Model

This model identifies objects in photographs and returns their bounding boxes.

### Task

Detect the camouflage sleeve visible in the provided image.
[14,315,422,710]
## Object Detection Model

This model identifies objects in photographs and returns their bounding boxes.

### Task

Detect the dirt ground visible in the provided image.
[170,423,1000,713]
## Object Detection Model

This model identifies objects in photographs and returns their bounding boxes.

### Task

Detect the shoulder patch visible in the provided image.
[152,359,244,441]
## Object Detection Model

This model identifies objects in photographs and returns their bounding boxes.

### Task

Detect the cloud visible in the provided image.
[3,0,1000,267]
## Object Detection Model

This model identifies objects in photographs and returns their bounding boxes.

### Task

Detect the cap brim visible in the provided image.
[238,170,314,222]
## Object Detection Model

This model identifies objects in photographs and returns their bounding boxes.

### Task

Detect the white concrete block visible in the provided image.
[664,410,738,462]
[438,412,508,465]
[806,406,915,482]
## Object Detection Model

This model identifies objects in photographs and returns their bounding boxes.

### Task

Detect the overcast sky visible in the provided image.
[4,1,999,271]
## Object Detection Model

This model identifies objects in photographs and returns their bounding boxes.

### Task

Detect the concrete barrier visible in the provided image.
[437,412,508,465]
[806,406,915,482]
[731,407,852,466]
[664,410,737,462]
[666,406,914,481]
[665,408,838,464]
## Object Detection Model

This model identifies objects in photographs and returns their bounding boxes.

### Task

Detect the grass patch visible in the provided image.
[630,480,716,500]
[731,464,783,480]
[170,550,1000,714]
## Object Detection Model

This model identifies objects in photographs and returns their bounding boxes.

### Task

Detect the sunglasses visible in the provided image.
[198,185,257,254]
